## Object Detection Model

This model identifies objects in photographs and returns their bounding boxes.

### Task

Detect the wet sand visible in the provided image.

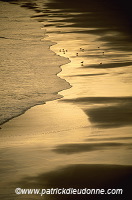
[0,69,132,200]
[0,1,132,200]
[1,90,132,200]
[17,164,132,200]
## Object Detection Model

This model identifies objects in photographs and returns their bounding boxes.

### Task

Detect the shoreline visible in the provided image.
[0,1,71,126]
[0,1,132,199]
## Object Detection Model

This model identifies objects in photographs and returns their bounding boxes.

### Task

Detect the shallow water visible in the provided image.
[0,0,132,200]
[0,1,70,125]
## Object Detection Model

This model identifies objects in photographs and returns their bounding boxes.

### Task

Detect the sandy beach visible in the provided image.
[0,0,132,200]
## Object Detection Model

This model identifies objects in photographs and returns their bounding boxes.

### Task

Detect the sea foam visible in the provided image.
[0,1,70,125]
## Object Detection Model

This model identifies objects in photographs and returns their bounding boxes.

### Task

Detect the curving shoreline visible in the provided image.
[0,1,132,200]
[0,1,71,126]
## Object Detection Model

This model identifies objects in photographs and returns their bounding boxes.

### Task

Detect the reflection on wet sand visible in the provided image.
[18,164,132,199]
[83,61,132,69]
[84,103,132,128]
[86,136,132,142]
[68,73,108,77]
[62,96,132,103]
[53,142,131,154]
[62,97,132,128]
[0,1,132,200]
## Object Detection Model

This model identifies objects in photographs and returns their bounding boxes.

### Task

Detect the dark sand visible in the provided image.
[17,164,132,200]
[62,97,132,128]
[83,62,132,69]
[53,142,131,154]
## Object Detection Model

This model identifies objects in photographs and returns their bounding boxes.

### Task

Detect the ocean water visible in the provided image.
[0,0,70,125]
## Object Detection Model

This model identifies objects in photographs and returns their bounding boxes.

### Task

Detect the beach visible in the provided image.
[0,0,132,200]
